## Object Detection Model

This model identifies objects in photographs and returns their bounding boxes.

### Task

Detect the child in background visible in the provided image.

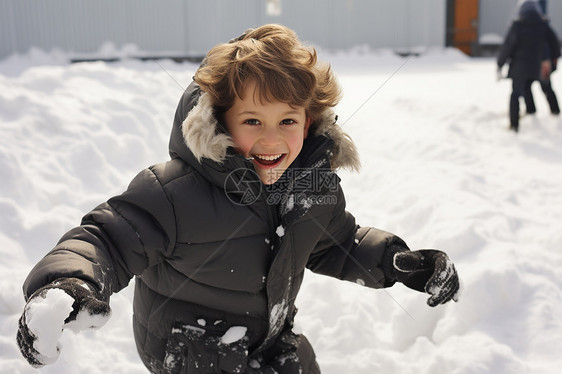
[17,24,460,373]
[497,0,560,132]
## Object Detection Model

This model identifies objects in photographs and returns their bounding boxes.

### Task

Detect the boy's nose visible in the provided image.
[259,127,282,146]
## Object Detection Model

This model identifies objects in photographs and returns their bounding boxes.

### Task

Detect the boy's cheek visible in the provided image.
[230,138,252,157]
[288,133,306,151]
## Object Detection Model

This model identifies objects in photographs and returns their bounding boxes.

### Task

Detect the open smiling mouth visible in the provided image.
[252,154,286,168]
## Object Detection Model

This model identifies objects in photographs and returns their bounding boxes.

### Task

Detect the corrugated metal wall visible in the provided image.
[479,0,562,41]
[0,0,446,61]
[1,0,187,57]
[183,0,262,55]
[277,0,444,52]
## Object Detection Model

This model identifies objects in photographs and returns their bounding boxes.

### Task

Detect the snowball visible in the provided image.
[197,319,206,326]
[25,288,74,364]
[276,225,285,237]
[220,326,247,345]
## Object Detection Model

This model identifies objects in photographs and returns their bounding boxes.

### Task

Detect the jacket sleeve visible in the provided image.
[22,167,176,301]
[498,24,517,68]
[306,186,408,289]
[546,25,561,61]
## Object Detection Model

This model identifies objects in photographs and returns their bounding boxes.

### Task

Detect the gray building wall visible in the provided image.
[0,0,446,61]
[479,0,562,42]
[0,0,188,58]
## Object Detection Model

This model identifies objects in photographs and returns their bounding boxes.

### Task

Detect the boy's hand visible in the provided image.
[541,60,552,81]
[393,250,460,307]
[17,278,111,368]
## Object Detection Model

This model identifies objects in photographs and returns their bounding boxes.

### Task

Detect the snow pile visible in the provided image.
[479,33,504,44]
[1,47,562,374]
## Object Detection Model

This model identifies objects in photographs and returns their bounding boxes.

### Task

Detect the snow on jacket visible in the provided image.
[22,81,407,373]
[498,1,561,81]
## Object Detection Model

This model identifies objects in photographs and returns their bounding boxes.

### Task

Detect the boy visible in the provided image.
[17,24,459,373]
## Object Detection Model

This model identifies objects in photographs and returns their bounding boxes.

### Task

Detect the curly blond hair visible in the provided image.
[194,24,341,124]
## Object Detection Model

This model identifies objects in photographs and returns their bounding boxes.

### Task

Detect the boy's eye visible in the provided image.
[280,119,296,125]
[244,119,260,125]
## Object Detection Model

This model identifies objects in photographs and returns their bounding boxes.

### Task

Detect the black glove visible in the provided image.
[392,249,460,307]
[17,278,111,368]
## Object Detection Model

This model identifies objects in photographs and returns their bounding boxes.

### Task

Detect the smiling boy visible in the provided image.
[18,24,459,373]
[224,80,311,185]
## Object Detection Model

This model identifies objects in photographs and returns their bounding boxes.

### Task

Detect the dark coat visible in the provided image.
[497,2,561,81]
[22,82,406,373]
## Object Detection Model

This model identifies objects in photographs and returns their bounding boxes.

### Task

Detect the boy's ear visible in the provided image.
[304,117,313,139]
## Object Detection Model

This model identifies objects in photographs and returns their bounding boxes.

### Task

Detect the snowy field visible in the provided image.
[1,45,562,374]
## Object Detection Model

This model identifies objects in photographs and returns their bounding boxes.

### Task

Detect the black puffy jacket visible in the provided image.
[497,2,561,81]
[22,82,407,373]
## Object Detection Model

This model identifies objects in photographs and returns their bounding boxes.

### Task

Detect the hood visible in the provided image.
[169,81,361,175]
[517,0,544,21]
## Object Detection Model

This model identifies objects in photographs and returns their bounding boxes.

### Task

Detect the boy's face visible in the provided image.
[224,81,310,185]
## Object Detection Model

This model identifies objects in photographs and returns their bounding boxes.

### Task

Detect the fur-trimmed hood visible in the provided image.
[169,82,360,178]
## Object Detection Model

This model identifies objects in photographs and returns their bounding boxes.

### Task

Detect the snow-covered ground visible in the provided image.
[1,45,561,374]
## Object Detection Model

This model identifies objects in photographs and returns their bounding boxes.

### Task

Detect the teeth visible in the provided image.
[255,154,282,161]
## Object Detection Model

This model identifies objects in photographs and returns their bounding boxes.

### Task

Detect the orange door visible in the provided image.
[454,0,479,55]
